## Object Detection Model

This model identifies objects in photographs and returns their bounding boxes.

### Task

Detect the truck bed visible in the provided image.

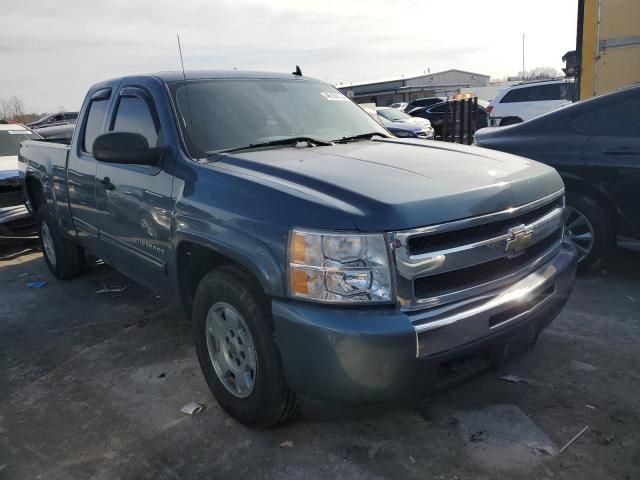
[18,140,74,232]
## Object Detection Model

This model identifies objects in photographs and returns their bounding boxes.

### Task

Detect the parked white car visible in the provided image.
[389,102,409,111]
[487,79,575,126]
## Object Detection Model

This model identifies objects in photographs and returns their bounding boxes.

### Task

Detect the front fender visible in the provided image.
[171,215,285,298]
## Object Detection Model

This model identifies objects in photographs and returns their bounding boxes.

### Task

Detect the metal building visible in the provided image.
[338,69,491,106]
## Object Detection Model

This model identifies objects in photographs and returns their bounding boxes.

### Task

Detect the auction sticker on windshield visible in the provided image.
[7,131,32,135]
[320,92,349,101]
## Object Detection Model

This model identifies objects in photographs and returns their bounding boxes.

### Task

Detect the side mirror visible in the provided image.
[93,132,161,165]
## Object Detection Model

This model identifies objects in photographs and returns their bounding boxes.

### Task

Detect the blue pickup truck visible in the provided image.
[18,71,577,426]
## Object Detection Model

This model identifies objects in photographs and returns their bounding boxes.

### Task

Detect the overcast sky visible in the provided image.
[1,0,577,112]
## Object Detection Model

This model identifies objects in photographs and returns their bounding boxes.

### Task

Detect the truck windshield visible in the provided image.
[0,129,39,156]
[169,79,388,157]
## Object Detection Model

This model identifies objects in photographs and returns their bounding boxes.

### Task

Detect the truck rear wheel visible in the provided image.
[37,206,85,279]
[193,265,297,427]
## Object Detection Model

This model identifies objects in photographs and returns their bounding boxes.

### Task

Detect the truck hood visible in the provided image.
[209,139,563,231]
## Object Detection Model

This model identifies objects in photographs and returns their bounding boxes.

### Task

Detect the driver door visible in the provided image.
[95,86,175,292]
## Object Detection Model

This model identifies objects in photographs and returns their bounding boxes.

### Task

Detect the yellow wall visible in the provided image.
[579,0,640,99]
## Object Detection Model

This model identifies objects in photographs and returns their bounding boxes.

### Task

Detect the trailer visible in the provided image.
[572,0,640,100]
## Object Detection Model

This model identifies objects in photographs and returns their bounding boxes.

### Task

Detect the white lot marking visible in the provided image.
[457,404,556,472]
[572,361,598,372]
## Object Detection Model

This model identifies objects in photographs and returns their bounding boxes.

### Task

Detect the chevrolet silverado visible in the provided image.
[18,71,577,426]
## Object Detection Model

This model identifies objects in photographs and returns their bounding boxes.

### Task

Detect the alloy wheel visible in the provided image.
[205,302,257,398]
[41,221,57,267]
[564,206,594,262]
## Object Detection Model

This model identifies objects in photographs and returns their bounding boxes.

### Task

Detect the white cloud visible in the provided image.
[0,0,577,111]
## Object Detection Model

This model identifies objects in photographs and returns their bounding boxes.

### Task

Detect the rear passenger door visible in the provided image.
[67,88,111,252]
[94,86,175,291]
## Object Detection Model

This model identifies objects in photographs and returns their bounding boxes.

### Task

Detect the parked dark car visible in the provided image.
[411,100,489,138]
[404,97,446,113]
[27,112,78,129]
[475,85,640,269]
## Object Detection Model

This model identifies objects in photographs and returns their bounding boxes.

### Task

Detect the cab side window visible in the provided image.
[112,96,161,147]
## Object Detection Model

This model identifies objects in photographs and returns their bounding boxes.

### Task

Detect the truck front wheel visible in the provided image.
[193,265,297,427]
[37,206,85,279]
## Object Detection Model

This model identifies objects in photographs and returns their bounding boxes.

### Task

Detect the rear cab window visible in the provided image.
[82,93,111,154]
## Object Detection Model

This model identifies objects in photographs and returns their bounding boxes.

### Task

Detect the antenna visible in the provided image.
[177,34,198,156]
[292,65,302,76]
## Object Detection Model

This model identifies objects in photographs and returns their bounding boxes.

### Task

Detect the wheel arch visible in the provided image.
[24,172,46,215]
[560,173,619,235]
[173,230,284,316]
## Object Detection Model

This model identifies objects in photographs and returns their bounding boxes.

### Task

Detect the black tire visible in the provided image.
[193,265,297,427]
[37,205,85,279]
[565,192,615,272]
[500,117,523,126]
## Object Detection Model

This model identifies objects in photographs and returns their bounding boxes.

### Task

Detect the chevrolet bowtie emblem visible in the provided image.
[505,224,533,256]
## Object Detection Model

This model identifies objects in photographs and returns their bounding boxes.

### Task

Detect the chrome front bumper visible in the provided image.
[272,244,577,403]
[0,204,37,243]
[410,243,577,357]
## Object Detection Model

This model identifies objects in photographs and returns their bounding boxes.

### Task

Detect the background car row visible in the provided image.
[3,83,639,273]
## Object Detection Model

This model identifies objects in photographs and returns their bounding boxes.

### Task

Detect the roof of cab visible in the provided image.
[87,70,322,94]
[150,70,317,83]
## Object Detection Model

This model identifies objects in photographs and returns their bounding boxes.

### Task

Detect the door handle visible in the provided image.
[101,176,115,190]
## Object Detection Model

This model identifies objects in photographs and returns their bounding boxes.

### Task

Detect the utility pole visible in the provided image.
[522,33,526,82]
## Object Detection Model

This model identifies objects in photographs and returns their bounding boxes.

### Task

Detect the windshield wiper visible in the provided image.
[333,132,389,143]
[211,136,333,154]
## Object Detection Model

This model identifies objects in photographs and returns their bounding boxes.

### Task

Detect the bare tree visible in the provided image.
[517,66,560,81]
[0,96,26,121]
[7,96,25,119]
[0,99,9,120]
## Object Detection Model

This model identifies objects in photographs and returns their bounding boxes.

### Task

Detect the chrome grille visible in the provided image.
[389,190,565,311]
[407,196,563,255]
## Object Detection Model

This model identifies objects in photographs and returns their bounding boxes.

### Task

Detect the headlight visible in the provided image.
[288,229,393,304]
[392,130,414,138]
